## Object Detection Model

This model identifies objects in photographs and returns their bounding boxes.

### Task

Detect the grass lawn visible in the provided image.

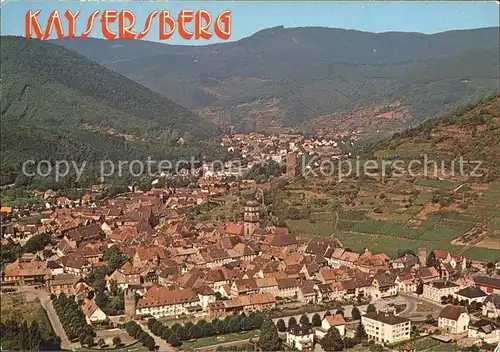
[178,331,259,350]
[75,342,149,352]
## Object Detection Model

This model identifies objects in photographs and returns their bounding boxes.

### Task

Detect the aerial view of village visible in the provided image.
[0,1,499,352]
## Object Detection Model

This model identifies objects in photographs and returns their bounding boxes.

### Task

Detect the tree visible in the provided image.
[336,309,344,317]
[320,327,344,352]
[167,332,181,347]
[343,337,357,348]
[351,307,361,320]
[144,336,156,351]
[324,311,332,318]
[299,315,310,326]
[355,322,367,342]
[112,336,121,347]
[312,313,322,327]
[276,319,286,332]
[97,338,106,347]
[288,317,297,328]
[103,245,127,271]
[416,282,424,295]
[370,344,384,352]
[366,304,377,314]
[258,319,281,351]
[427,251,436,267]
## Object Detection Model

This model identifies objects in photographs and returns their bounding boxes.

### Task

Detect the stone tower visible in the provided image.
[124,288,136,320]
[418,248,427,268]
[243,200,260,237]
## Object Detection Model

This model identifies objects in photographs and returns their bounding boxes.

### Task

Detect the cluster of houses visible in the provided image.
[1,188,500,349]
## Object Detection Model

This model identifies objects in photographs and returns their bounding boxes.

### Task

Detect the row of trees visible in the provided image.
[147,311,268,347]
[0,318,61,350]
[51,293,95,345]
[123,321,156,351]
[440,295,483,311]
[275,306,369,333]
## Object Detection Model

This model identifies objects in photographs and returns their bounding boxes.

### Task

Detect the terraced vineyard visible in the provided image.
[285,178,500,261]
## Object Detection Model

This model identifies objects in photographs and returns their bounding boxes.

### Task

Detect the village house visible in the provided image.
[1,259,50,285]
[422,280,460,302]
[63,224,104,249]
[286,325,314,351]
[361,312,411,344]
[208,292,276,317]
[277,278,300,298]
[106,261,141,290]
[59,254,93,277]
[468,320,500,345]
[482,294,500,319]
[316,314,346,339]
[371,273,398,299]
[46,273,80,295]
[297,283,318,304]
[136,286,202,318]
[82,299,108,325]
[438,305,470,334]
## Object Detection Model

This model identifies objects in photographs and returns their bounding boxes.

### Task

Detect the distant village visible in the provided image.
[1,132,499,351]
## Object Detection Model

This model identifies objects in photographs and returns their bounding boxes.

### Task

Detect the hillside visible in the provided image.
[0,36,222,185]
[54,27,500,133]
[370,93,500,179]
[199,97,500,262]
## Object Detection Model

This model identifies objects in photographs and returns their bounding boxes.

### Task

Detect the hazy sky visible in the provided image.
[2,1,499,45]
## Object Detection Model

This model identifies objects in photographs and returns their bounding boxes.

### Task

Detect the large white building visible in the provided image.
[438,305,470,334]
[422,280,460,302]
[361,312,411,344]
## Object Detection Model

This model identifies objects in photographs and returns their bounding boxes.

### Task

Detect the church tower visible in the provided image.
[243,200,260,237]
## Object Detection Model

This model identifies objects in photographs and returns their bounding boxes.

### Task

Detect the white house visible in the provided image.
[422,280,460,302]
[482,294,500,319]
[82,299,107,324]
[438,305,470,334]
[454,286,488,304]
[286,324,314,351]
[468,320,500,344]
[316,314,346,339]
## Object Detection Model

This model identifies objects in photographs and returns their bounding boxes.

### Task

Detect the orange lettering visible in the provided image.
[65,10,80,39]
[178,10,194,40]
[80,11,100,39]
[25,10,43,39]
[159,10,175,40]
[214,10,231,40]
[138,10,158,39]
[101,10,117,40]
[195,10,212,40]
[43,10,65,40]
[119,10,136,39]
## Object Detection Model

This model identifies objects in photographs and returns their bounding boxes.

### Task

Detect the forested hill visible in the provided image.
[53,27,499,132]
[0,36,223,185]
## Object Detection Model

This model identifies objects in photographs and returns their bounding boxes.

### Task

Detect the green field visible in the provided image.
[462,247,500,262]
[351,220,420,238]
[419,227,466,242]
[414,178,458,189]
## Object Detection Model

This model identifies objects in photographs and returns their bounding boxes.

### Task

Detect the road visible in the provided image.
[271,296,407,325]
[139,322,178,352]
[398,292,444,320]
[18,286,73,350]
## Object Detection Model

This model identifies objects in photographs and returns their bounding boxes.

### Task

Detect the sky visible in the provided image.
[2,1,499,45]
